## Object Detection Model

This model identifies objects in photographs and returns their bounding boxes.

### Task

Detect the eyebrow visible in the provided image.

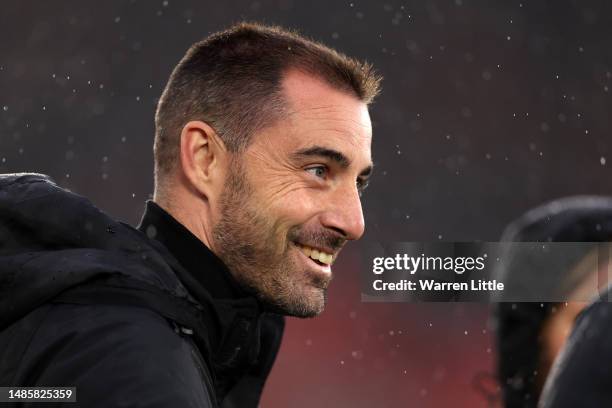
[293,145,374,177]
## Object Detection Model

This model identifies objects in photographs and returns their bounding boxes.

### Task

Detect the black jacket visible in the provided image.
[0,173,284,407]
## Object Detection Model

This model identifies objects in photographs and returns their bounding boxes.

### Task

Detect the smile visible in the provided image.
[296,244,334,265]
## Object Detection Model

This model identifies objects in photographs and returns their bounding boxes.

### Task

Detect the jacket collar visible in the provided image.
[137,200,266,399]
[137,200,246,300]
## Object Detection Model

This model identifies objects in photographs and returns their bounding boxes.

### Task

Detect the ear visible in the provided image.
[179,120,228,198]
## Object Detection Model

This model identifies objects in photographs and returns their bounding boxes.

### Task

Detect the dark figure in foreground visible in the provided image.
[0,23,380,407]
[539,247,612,404]
[493,196,612,408]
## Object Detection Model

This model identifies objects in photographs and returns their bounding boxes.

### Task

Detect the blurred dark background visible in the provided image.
[2,1,611,406]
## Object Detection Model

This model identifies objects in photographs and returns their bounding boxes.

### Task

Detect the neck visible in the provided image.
[154,182,216,254]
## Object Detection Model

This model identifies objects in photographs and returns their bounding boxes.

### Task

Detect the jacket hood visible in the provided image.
[0,173,202,330]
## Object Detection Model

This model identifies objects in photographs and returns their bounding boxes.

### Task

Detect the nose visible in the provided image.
[319,183,365,241]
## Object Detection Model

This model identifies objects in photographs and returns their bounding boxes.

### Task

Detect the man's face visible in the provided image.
[212,70,373,317]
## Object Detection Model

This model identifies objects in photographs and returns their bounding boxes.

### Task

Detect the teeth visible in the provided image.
[298,244,334,265]
[319,252,332,264]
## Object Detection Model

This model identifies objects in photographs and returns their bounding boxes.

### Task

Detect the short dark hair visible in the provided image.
[153,21,381,181]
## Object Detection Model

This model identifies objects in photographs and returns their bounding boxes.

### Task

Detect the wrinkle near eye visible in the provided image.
[265,178,315,204]
[247,143,299,173]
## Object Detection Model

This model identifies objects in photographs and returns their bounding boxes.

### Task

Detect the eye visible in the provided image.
[305,165,328,179]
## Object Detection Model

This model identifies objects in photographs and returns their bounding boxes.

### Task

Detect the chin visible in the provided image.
[285,286,327,318]
[262,284,327,318]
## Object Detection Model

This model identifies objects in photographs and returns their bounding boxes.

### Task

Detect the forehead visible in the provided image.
[272,69,373,157]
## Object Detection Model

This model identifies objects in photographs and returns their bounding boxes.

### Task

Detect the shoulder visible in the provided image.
[41,301,182,339]
[29,303,198,372]
[16,303,214,407]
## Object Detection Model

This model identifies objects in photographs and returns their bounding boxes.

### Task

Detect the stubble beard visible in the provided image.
[212,159,330,318]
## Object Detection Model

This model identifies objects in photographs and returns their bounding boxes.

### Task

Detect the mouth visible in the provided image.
[293,242,336,276]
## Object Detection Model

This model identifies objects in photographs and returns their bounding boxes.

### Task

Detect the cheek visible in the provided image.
[265,188,320,229]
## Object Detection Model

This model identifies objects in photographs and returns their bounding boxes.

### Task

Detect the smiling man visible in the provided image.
[0,22,380,407]
[166,68,375,318]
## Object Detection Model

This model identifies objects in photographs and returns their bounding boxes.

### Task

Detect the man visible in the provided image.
[492,196,612,408]
[0,22,381,407]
